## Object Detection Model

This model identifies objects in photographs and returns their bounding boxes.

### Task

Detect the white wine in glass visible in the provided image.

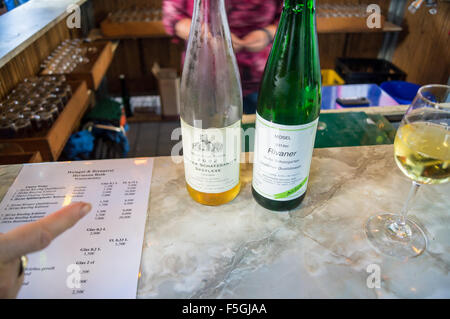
[366,84,450,258]
[395,122,449,185]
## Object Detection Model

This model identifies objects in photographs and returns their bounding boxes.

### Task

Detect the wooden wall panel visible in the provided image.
[141,38,184,74]
[108,39,143,79]
[106,39,145,94]
[344,33,385,58]
[318,34,347,69]
[105,38,183,95]
[317,0,389,70]
[392,2,450,85]
[318,33,385,70]
[93,0,183,95]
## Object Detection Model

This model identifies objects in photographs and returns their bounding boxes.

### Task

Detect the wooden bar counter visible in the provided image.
[1,145,449,298]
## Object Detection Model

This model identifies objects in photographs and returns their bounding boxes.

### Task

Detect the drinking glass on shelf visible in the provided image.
[366,84,450,258]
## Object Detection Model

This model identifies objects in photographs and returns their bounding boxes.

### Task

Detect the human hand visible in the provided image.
[0,202,91,299]
[231,33,244,53]
[241,29,272,53]
[241,24,277,53]
[175,18,192,40]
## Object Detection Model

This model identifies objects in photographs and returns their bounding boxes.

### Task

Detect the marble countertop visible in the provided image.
[0,145,449,298]
[0,0,87,68]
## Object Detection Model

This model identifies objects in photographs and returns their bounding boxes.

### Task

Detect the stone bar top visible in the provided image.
[0,0,87,68]
[0,145,449,298]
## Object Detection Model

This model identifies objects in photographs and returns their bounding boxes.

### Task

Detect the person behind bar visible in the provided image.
[162,0,282,114]
[0,202,91,298]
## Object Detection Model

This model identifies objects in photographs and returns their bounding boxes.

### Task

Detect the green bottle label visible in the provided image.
[252,113,318,201]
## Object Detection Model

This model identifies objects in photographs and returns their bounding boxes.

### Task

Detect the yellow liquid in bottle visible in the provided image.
[186,181,241,206]
[394,122,450,184]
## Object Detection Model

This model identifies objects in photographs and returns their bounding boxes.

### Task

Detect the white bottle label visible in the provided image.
[252,113,318,201]
[181,119,241,194]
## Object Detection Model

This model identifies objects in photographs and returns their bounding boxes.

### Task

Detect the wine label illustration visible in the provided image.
[181,119,241,194]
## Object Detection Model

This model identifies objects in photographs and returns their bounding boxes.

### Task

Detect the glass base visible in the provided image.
[365,213,427,258]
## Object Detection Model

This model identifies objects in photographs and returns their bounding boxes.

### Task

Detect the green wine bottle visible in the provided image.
[252,0,321,211]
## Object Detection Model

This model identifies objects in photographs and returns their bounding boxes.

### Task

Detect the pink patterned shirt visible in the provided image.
[163,0,282,96]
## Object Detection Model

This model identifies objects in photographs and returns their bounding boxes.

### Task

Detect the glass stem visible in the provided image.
[397,181,421,227]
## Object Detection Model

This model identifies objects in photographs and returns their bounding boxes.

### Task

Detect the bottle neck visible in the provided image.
[192,0,228,36]
[284,0,315,11]
[193,0,226,19]
[256,0,321,122]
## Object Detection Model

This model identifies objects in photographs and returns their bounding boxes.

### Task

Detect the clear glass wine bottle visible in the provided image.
[180,0,243,206]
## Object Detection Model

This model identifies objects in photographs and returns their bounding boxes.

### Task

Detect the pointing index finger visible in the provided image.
[0,202,91,263]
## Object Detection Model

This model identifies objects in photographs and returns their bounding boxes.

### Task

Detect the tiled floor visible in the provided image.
[126,121,182,158]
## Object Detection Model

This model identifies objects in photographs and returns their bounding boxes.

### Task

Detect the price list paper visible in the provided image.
[0,158,154,298]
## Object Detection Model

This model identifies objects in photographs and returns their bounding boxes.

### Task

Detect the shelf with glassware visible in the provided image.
[316,3,402,33]
[97,19,401,39]
[39,40,115,90]
[100,7,168,38]
[0,80,91,161]
[97,3,402,39]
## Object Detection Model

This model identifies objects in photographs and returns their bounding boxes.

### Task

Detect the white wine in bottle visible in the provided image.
[252,0,321,211]
[180,0,242,206]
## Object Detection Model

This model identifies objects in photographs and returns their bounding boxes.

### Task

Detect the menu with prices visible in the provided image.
[0,158,154,299]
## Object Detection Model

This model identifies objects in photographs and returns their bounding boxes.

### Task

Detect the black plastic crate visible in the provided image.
[335,58,406,84]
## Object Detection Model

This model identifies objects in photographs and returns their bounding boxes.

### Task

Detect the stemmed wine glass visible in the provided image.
[366,84,450,258]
